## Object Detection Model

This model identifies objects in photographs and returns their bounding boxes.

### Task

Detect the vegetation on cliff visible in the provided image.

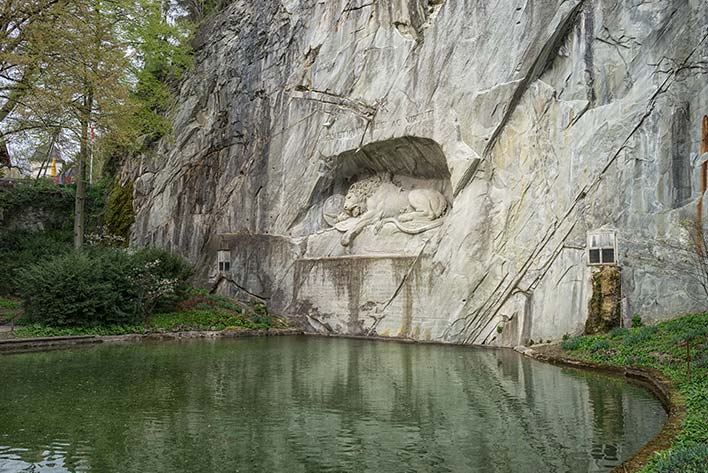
[149,291,284,332]
[560,313,708,472]
[104,182,135,245]
[0,181,74,217]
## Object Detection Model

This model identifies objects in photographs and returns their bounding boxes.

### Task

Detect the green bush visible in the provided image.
[128,248,193,312]
[149,309,272,332]
[623,325,658,346]
[0,181,74,219]
[0,229,73,294]
[646,444,708,473]
[632,314,644,328]
[561,336,584,351]
[0,297,21,310]
[693,356,708,369]
[588,338,610,352]
[16,248,192,326]
[13,323,146,338]
[609,327,629,338]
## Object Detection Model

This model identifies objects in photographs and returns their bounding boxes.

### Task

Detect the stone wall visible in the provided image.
[130,0,708,345]
[0,180,74,233]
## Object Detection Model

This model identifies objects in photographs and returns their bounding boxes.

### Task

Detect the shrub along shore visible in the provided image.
[0,289,287,340]
[538,313,708,473]
[0,245,287,340]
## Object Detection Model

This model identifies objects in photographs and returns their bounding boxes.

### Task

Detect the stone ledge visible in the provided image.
[0,335,100,353]
[513,345,685,473]
[0,329,304,353]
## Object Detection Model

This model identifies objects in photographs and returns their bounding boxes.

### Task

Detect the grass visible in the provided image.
[12,324,146,338]
[148,291,285,332]
[6,291,287,338]
[0,297,21,311]
[558,313,708,472]
[0,296,22,325]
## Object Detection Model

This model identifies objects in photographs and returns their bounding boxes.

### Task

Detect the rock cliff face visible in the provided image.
[131,0,708,345]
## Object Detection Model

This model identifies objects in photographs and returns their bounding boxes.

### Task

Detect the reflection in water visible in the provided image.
[0,337,666,472]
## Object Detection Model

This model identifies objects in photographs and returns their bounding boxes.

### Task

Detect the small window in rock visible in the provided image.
[217,250,231,273]
[589,249,601,264]
[587,230,617,266]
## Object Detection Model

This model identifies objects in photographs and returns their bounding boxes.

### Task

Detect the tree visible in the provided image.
[18,1,137,248]
[3,0,192,248]
[175,0,225,22]
[126,0,193,148]
[0,1,66,167]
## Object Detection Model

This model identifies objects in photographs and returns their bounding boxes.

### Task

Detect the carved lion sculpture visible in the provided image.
[329,174,448,246]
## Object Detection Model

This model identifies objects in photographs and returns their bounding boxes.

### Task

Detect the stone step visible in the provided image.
[0,335,96,345]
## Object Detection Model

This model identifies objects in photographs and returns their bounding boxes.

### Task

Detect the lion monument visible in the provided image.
[323,174,448,246]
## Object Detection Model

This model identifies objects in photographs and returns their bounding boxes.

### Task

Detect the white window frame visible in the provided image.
[217,249,231,273]
[587,230,618,266]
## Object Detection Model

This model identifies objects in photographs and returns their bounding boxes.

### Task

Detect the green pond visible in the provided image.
[0,336,666,472]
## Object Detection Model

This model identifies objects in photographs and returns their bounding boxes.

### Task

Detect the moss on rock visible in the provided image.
[104,182,134,244]
[585,265,621,335]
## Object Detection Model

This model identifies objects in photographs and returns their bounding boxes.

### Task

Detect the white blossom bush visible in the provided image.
[17,248,192,326]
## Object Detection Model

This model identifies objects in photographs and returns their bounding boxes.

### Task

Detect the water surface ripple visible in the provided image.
[0,336,666,472]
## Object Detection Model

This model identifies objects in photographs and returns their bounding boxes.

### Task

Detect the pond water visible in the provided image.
[0,336,666,473]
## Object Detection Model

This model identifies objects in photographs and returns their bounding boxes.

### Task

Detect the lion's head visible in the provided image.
[342,191,365,217]
[340,174,388,218]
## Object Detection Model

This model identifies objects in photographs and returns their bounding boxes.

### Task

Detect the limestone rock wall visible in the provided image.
[130,0,708,345]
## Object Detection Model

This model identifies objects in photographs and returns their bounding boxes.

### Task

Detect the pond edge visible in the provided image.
[0,331,682,472]
[513,345,685,473]
[0,329,304,353]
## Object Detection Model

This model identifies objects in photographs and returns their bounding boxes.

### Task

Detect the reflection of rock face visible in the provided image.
[0,338,667,472]
[130,0,708,344]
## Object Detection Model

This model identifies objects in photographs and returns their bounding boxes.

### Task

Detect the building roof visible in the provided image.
[29,143,64,164]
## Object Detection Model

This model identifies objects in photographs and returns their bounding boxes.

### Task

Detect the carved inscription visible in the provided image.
[323,110,434,141]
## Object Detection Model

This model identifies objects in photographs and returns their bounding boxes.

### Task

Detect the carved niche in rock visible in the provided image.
[323,174,448,246]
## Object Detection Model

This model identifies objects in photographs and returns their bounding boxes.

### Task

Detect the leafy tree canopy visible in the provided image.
[1,0,193,170]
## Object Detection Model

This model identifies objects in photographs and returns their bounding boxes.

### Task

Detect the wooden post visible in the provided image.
[697,117,708,254]
[686,339,692,384]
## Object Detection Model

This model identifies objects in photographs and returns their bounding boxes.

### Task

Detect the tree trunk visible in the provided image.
[73,90,93,250]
